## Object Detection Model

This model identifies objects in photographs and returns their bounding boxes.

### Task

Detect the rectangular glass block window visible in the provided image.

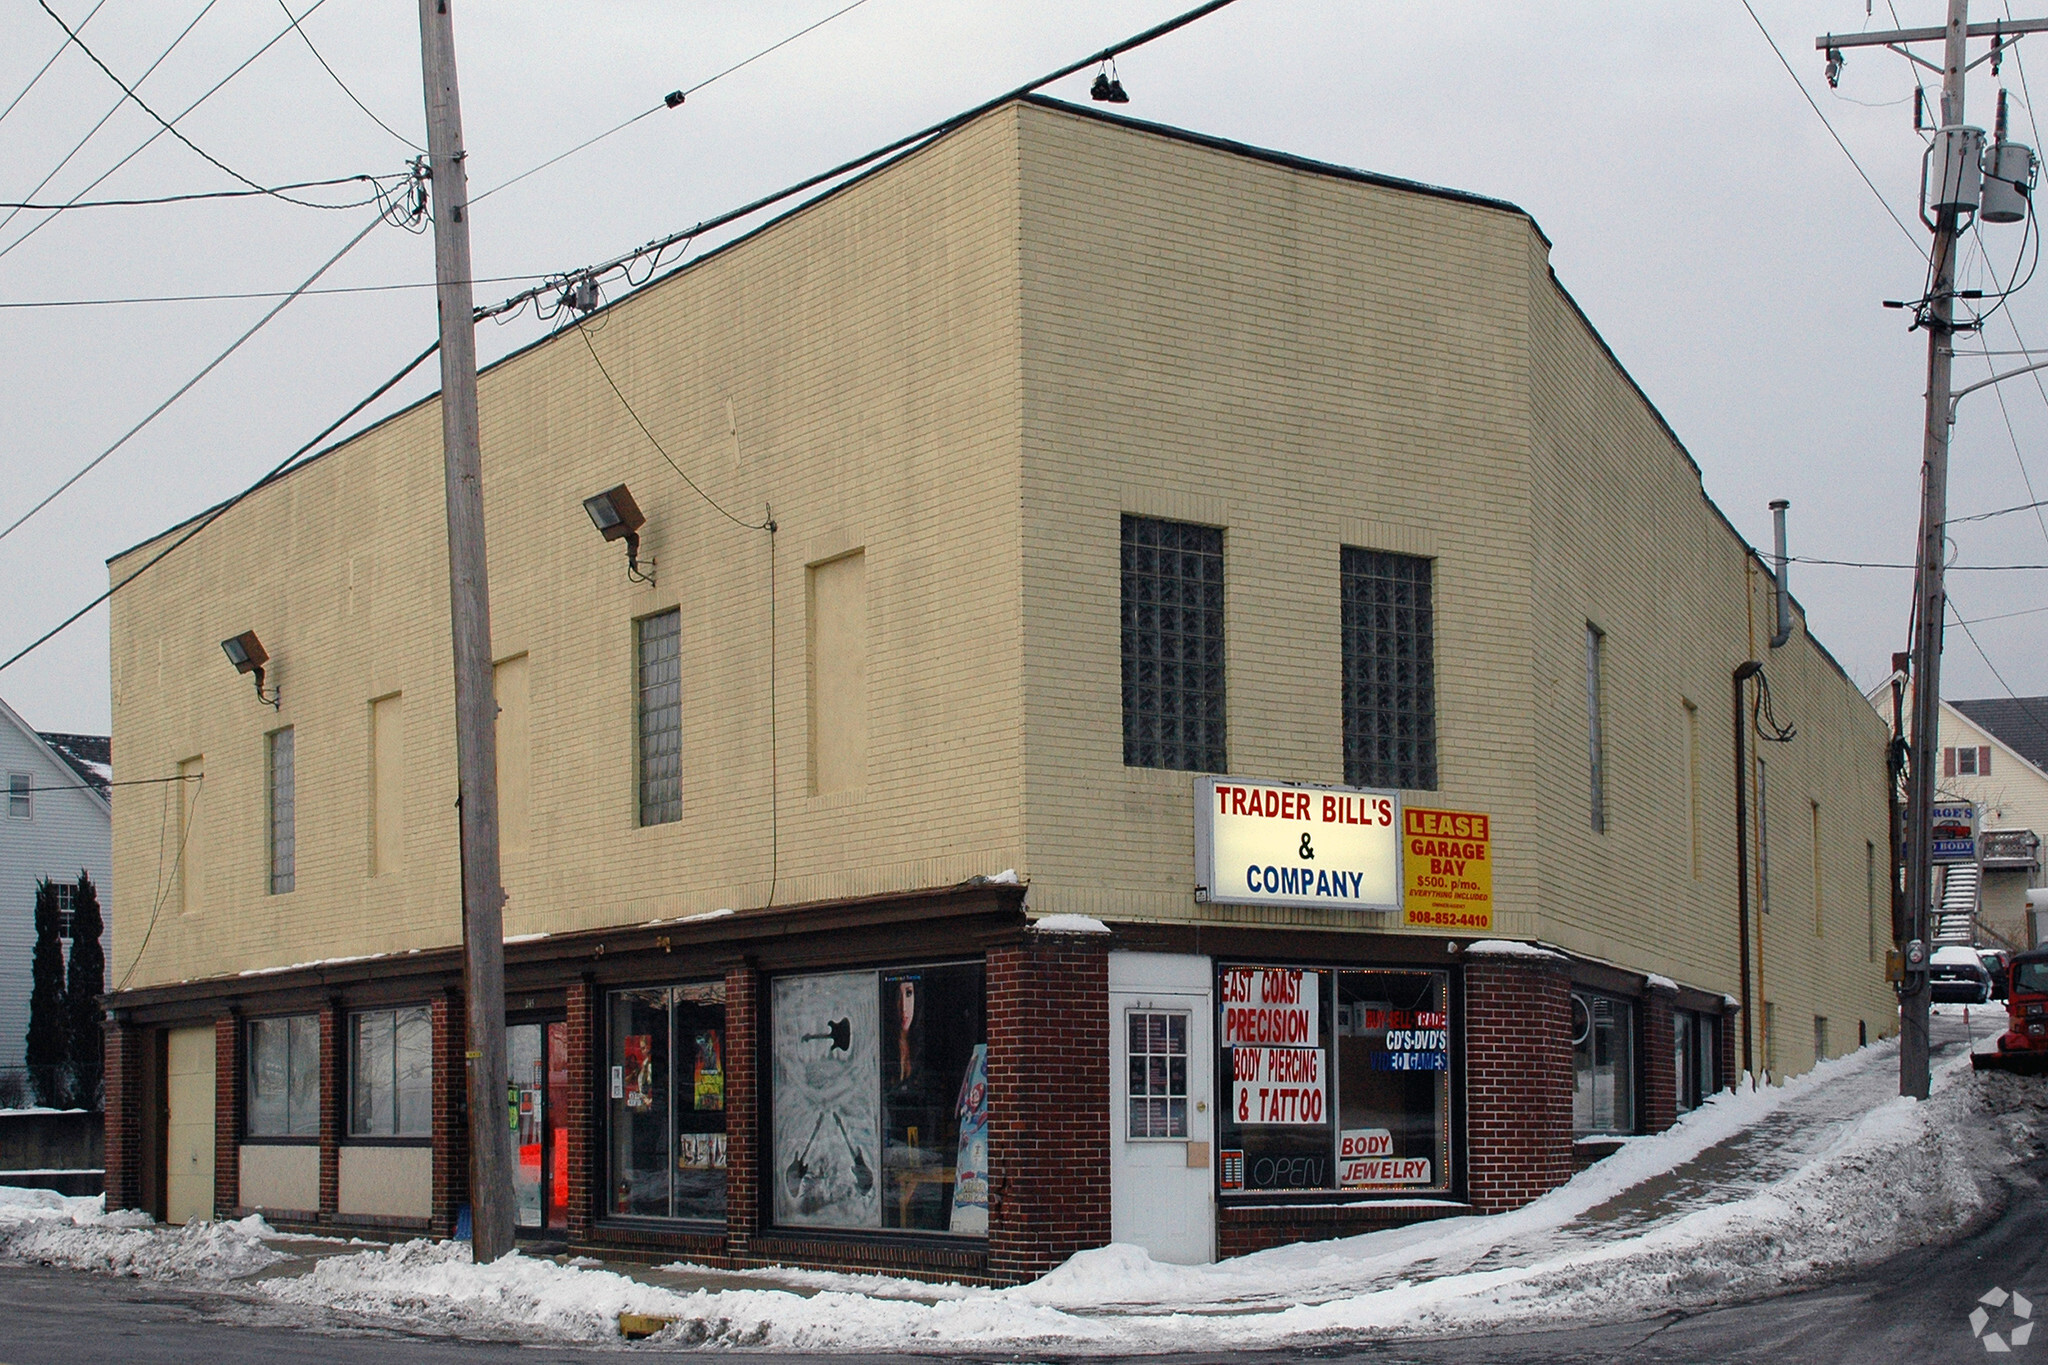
[247,1014,320,1138]
[1127,1011,1189,1139]
[349,1005,432,1137]
[1121,515,1226,772]
[1341,548,1437,790]
[268,727,295,894]
[637,609,683,826]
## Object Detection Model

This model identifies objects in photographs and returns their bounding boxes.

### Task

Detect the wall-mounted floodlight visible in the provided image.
[221,630,280,709]
[583,484,654,583]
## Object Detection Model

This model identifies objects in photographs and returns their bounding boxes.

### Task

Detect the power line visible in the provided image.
[274,0,424,152]
[0,0,336,265]
[1948,594,2048,739]
[0,173,393,212]
[0,339,442,677]
[0,272,552,309]
[0,0,223,245]
[1736,0,1928,259]
[472,0,878,205]
[0,211,389,549]
[480,0,1248,324]
[0,0,110,131]
[35,0,360,209]
[1789,555,2048,569]
[1957,600,2048,625]
[16,772,201,795]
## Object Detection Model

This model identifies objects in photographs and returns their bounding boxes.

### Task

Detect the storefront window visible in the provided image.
[247,1014,319,1138]
[1572,991,1637,1134]
[771,962,988,1235]
[1674,1008,1719,1114]
[349,1006,431,1138]
[1216,965,1451,1196]
[607,982,726,1221]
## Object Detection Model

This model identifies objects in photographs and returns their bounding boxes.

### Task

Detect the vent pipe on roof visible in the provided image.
[1769,500,1793,649]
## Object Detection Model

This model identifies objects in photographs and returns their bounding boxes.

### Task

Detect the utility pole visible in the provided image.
[1818,1,2048,1099]
[417,0,514,1259]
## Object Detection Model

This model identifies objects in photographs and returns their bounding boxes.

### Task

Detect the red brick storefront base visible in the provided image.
[431,991,468,1237]
[103,1020,145,1214]
[565,977,596,1242]
[723,966,760,1262]
[986,930,1110,1283]
[1642,980,1678,1135]
[1463,947,1573,1214]
[212,1014,241,1217]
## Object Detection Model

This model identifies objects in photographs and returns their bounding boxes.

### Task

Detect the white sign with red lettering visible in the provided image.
[1219,966,1321,1046]
[1196,776,1402,911]
[1230,1045,1326,1126]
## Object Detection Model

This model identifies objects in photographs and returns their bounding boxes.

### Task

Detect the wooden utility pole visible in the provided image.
[417,0,514,1258]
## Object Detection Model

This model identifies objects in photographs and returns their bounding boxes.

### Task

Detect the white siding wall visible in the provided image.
[0,701,112,1075]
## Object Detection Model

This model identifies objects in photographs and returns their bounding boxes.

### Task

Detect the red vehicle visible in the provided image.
[1977,945,2048,1074]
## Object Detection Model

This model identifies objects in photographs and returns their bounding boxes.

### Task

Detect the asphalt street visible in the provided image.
[1,1152,2043,1365]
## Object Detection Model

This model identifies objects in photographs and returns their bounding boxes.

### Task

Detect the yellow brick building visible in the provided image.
[101,99,1892,1277]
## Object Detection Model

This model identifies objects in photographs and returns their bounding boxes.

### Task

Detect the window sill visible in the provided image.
[340,1135,433,1148]
[239,1135,319,1146]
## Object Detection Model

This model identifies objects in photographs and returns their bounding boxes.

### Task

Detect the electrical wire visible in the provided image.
[0,173,397,212]
[275,0,423,152]
[0,339,442,677]
[479,0,1247,325]
[0,0,223,244]
[34,0,361,209]
[0,272,554,309]
[1952,494,2048,524]
[1947,592,2048,741]
[14,772,201,795]
[0,209,391,551]
[1957,599,2048,624]
[573,318,769,530]
[117,773,200,991]
[0,0,109,131]
[1789,555,2048,569]
[472,0,877,205]
[1736,0,1928,259]
[0,0,336,265]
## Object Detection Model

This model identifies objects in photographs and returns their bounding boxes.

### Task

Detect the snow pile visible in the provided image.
[0,1189,286,1282]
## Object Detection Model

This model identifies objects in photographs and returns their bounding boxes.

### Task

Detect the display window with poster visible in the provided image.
[606,982,727,1222]
[769,961,988,1236]
[1216,964,1454,1199]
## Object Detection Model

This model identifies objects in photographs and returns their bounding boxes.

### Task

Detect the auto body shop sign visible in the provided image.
[1196,777,1401,911]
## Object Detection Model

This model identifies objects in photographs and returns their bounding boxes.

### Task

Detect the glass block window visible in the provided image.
[1127,1011,1189,1139]
[268,727,295,894]
[1341,548,1436,790]
[1121,516,1226,772]
[637,609,682,826]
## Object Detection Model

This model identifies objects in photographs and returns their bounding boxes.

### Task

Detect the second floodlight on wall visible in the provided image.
[583,484,654,583]
[221,630,280,709]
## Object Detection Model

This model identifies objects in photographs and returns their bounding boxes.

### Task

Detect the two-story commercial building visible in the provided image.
[100,98,1894,1280]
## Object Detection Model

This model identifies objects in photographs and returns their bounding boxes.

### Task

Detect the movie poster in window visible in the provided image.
[772,972,881,1228]
[621,1034,654,1113]
[950,1043,989,1235]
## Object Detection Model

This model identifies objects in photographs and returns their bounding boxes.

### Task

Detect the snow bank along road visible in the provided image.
[0,1013,2042,1357]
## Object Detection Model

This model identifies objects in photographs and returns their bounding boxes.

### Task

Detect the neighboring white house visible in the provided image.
[0,697,111,1075]
[1868,674,2048,949]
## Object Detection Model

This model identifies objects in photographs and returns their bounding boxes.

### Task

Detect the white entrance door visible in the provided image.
[164,1026,216,1225]
[1109,952,1214,1264]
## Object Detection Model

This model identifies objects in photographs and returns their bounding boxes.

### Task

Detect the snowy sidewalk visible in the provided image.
[1,1012,2038,1352]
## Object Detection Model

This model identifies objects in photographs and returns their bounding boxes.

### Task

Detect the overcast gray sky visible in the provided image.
[1,0,2042,737]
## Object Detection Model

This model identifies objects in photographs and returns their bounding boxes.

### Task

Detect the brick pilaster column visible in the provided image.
[1463,947,1573,1214]
[723,964,758,1259]
[986,930,1110,1284]
[213,1014,241,1216]
[102,1018,145,1214]
[431,990,468,1237]
[318,999,342,1217]
[1642,982,1678,1135]
[1717,1002,1739,1094]
[565,976,595,1241]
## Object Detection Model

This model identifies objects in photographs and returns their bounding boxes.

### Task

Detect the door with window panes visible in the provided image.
[1109,953,1216,1264]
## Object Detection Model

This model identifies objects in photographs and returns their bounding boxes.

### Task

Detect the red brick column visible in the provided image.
[1642,982,1677,1135]
[431,990,468,1237]
[724,965,759,1259]
[565,976,595,1241]
[986,929,1110,1283]
[1463,947,1573,1214]
[213,1014,241,1216]
[102,1018,145,1214]
[1717,1003,1738,1093]
[318,1000,342,1217]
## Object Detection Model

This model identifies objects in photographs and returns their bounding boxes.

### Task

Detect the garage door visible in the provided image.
[164,1026,215,1225]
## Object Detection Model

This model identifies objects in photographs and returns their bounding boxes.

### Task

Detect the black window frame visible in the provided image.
[345,1003,433,1143]
[245,1013,322,1142]
[1340,547,1438,791]
[1120,515,1227,773]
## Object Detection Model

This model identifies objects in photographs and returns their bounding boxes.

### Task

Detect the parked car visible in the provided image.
[1931,945,1994,1004]
[1980,948,2014,1001]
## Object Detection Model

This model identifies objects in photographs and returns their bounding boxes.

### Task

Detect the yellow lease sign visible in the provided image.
[1401,807,1493,931]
